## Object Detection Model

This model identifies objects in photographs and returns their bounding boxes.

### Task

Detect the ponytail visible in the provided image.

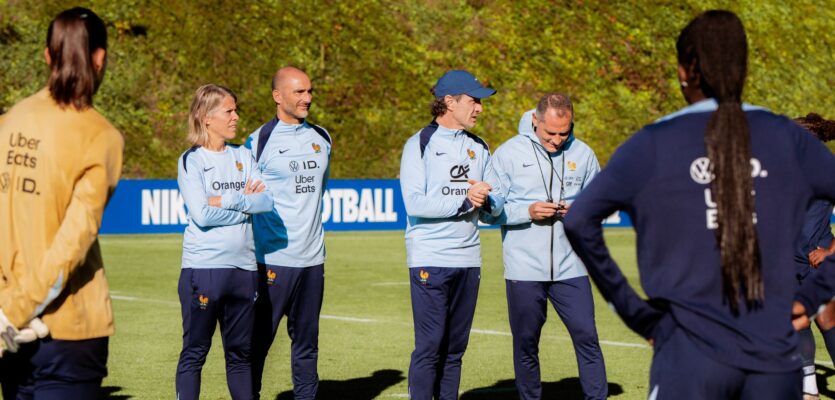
[678,10,761,313]
[46,7,107,110]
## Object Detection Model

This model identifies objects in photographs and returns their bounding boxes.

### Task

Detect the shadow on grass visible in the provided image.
[275,369,404,400]
[460,377,624,399]
[100,385,131,399]
[817,364,835,398]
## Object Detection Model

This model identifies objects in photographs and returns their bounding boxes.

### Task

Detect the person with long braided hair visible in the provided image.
[792,113,835,400]
[564,10,835,399]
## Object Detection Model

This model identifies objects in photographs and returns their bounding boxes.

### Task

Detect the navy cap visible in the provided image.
[433,70,496,99]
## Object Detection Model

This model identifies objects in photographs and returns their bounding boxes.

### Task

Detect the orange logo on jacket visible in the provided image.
[419,269,429,285]
[235,161,243,172]
[567,161,577,171]
[312,143,322,153]
[198,294,209,309]
[467,149,476,160]
[266,269,277,285]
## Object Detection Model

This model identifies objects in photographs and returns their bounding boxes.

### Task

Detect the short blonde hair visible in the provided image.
[187,84,237,146]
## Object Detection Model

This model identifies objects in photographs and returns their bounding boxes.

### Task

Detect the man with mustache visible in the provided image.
[246,66,331,400]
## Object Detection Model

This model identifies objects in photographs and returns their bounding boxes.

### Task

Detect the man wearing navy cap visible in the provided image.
[398,70,502,399]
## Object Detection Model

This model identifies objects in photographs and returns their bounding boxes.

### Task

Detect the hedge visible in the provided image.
[2,0,833,178]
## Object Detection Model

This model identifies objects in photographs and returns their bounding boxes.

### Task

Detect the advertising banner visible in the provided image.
[101,179,636,234]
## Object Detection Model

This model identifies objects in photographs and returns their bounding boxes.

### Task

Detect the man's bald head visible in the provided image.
[272,66,308,91]
[271,66,313,123]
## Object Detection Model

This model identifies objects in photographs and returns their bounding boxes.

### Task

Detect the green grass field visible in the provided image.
[98,229,835,399]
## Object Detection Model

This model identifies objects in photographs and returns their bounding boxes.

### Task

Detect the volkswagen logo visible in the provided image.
[289,161,299,172]
[690,157,713,184]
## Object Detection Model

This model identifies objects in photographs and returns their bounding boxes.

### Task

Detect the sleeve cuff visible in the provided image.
[456,198,474,216]
[220,193,244,211]
[795,291,819,319]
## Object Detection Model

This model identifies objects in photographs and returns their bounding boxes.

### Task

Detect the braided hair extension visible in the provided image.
[677,11,761,313]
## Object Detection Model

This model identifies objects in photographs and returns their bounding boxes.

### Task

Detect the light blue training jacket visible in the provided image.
[486,110,600,281]
[399,121,502,269]
[177,144,274,271]
[246,118,331,268]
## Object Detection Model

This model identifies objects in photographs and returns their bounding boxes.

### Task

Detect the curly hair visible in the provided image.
[429,86,463,118]
[795,113,835,143]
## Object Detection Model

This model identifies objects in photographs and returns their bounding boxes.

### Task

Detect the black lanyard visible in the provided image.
[529,139,565,203]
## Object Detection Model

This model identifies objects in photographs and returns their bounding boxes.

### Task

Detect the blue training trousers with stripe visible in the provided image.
[408,267,480,400]
[506,277,607,400]
[251,263,324,400]
[176,267,258,400]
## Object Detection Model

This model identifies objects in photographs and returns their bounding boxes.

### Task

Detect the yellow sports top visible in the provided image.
[0,88,123,340]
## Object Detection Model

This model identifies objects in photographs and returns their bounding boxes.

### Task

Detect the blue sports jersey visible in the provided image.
[487,110,600,281]
[564,99,835,373]
[796,199,835,265]
[399,121,501,269]
[246,119,331,268]
[177,145,273,270]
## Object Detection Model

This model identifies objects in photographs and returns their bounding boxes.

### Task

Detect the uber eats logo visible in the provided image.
[292,159,321,194]
[5,132,41,196]
[443,164,470,195]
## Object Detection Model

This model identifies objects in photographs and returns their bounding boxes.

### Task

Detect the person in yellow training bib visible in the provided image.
[0,6,123,398]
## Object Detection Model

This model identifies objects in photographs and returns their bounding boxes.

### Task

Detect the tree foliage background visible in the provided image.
[1,0,833,178]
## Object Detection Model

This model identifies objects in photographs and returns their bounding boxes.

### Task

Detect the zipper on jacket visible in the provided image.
[548,155,555,281]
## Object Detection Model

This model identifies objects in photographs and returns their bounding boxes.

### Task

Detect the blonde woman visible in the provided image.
[176,84,272,400]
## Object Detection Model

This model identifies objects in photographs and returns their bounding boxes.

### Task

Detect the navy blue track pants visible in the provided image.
[649,323,801,399]
[408,267,480,400]
[0,337,108,399]
[251,263,324,400]
[506,277,607,400]
[176,267,258,400]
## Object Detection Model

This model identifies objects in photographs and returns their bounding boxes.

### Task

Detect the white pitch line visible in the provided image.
[111,293,648,349]
[600,339,648,349]
[320,315,377,323]
[111,295,179,306]
[471,328,512,336]
[471,327,647,349]
[816,359,834,367]
[390,387,518,398]
[111,294,377,323]
[371,281,410,286]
